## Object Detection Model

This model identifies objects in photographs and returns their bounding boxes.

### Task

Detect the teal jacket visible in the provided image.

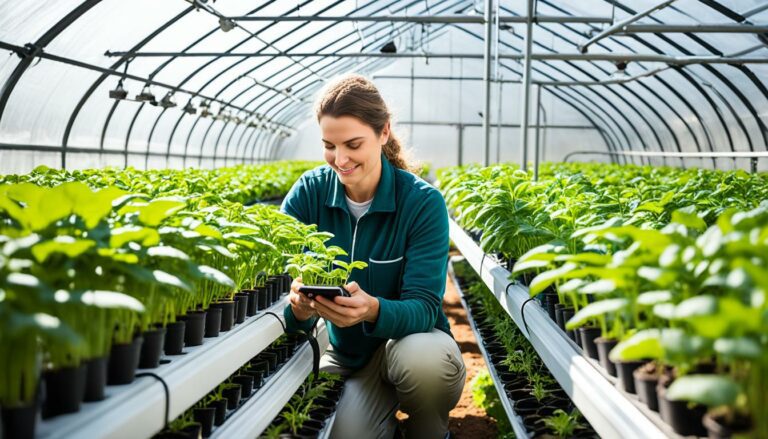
[281,155,451,369]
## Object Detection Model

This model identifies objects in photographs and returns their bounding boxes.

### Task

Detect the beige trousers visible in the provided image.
[320,329,466,439]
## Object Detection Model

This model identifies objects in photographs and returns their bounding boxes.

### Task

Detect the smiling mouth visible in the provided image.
[338,164,359,175]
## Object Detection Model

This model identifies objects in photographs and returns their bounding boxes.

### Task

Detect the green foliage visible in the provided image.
[440,162,768,437]
[268,372,343,434]
[471,370,512,437]
[542,408,582,438]
[0,162,325,407]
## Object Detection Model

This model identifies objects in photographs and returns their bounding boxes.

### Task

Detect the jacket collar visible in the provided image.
[325,153,396,214]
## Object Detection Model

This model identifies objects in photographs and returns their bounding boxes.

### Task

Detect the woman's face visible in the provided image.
[320,115,389,192]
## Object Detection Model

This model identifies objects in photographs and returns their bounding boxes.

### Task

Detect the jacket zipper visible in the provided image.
[350,212,367,263]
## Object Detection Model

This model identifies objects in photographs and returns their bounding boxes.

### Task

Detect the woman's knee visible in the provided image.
[385,330,465,388]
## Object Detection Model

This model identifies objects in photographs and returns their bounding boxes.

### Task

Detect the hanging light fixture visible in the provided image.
[109,79,128,100]
[200,101,212,118]
[380,41,397,53]
[219,17,235,32]
[135,84,156,103]
[183,101,196,115]
[159,93,177,109]
[610,61,630,81]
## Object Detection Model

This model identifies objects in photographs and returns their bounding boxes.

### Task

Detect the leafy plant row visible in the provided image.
[437,161,766,437]
[155,334,309,439]
[453,260,594,438]
[0,162,357,439]
[515,200,767,438]
[262,372,344,439]
[0,161,320,205]
[437,162,768,262]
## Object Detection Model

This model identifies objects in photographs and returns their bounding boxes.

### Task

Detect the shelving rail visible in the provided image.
[448,262,530,439]
[211,323,331,438]
[34,297,329,439]
[449,219,682,439]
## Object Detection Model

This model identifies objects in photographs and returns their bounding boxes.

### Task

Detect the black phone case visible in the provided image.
[299,286,351,300]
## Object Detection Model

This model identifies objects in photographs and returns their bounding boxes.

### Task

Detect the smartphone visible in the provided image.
[299,285,351,300]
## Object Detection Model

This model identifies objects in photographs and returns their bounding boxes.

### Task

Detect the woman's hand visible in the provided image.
[288,277,318,322]
[310,282,380,328]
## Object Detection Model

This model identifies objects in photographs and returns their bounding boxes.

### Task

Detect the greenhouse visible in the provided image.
[0,1,766,438]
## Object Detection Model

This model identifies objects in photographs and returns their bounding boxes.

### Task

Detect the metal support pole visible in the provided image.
[496,79,503,163]
[483,0,494,166]
[519,0,534,172]
[617,23,768,34]
[457,124,464,165]
[493,0,501,164]
[533,85,542,181]
[373,74,520,82]
[101,49,768,64]
[227,15,613,24]
[751,157,759,173]
[410,56,415,148]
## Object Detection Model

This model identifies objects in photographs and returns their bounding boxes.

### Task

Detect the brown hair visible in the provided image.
[315,74,415,172]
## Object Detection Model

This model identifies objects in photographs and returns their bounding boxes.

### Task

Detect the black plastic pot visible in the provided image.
[561,308,577,343]
[489,352,506,366]
[312,396,337,410]
[270,275,284,294]
[595,337,618,377]
[212,301,235,332]
[42,364,87,418]
[506,388,532,402]
[541,396,571,410]
[578,326,601,360]
[251,359,271,378]
[204,306,222,338]
[83,356,107,402]
[232,375,254,398]
[164,321,185,355]
[273,346,290,364]
[2,404,37,439]
[222,384,242,410]
[542,291,559,321]
[554,304,565,330]
[181,311,206,346]
[242,369,264,389]
[658,384,707,437]
[193,407,216,437]
[260,352,279,372]
[633,369,660,412]
[323,389,342,403]
[615,360,646,394]
[139,327,167,369]
[536,405,560,417]
[703,412,752,439]
[308,407,333,422]
[210,399,227,426]
[155,424,202,439]
[254,287,269,311]
[233,294,248,324]
[513,397,541,416]
[243,289,258,316]
[270,278,282,301]
[295,420,324,438]
[108,335,143,385]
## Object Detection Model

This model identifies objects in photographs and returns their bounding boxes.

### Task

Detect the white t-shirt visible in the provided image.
[346,195,373,221]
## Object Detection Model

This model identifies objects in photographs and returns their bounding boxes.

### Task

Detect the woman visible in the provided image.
[281,75,465,439]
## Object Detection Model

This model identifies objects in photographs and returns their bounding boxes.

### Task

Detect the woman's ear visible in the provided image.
[379,122,391,146]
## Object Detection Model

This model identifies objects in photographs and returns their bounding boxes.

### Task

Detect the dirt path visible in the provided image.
[444,273,498,438]
[395,274,498,438]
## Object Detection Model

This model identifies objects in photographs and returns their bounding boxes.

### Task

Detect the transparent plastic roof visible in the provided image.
[0,0,766,172]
